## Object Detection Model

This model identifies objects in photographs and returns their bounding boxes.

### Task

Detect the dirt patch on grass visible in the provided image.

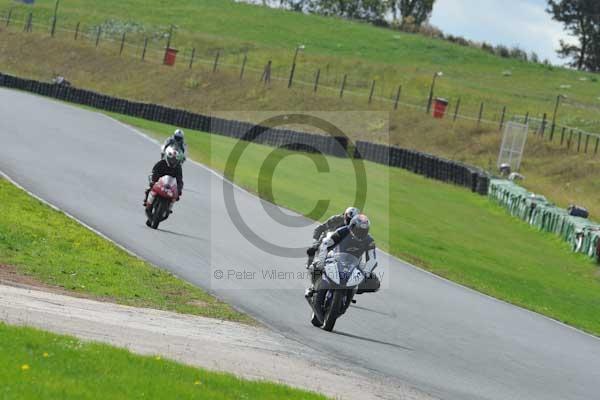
[0,264,114,302]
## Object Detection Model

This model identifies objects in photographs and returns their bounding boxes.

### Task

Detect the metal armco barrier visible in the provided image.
[0,72,490,194]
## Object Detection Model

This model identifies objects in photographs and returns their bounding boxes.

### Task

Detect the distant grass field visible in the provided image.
[105,113,600,336]
[1,0,600,131]
[1,32,599,220]
[0,178,250,323]
[0,323,326,400]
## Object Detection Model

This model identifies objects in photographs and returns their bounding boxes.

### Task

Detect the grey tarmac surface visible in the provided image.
[0,88,599,400]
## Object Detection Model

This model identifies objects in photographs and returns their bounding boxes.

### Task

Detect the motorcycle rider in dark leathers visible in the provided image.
[144,147,184,212]
[306,214,381,298]
[306,207,360,267]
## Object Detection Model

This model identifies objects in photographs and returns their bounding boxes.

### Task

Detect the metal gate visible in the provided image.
[498,121,529,172]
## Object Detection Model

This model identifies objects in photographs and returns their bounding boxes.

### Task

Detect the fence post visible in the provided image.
[339,74,347,98]
[50,0,59,37]
[287,62,296,88]
[95,26,101,48]
[595,137,599,155]
[394,85,402,110]
[239,52,247,80]
[577,131,582,152]
[5,8,12,27]
[189,48,195,69]
[453,98,461,122]
[368,80,376,104]
[74,21,80,40]
[261,60,272,84]
[313,68,320,93]
[585,134,590,153]
[567,129,573,149]
[540,113,547,138]
[212,50,220,73]
[551,94,561,139]
[24,12,32,32]
[524,112,529,125]
[141,37,148,61]
[560,127,566,145]
[499,106,506,130]
[119,32,126,55]
[477,102,484,128]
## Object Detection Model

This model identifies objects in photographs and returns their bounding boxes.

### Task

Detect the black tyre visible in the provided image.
[151,199,166,229]
[323,290,344,332]
[311,313,322,327]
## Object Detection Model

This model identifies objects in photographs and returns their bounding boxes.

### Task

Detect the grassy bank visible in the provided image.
[1,32,599,220]
[106,113,600,336]
[1,0,599,131]
[0,178,250,323]
[0,323,326,399]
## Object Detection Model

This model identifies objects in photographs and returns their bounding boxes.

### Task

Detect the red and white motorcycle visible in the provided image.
[145,175,179,229]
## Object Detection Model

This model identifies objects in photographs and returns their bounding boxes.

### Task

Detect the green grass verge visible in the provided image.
[2,28,600,220]
[0,323,326,400]
[108,113,600,336]
[0,178,251,323]
[1,0,599,131]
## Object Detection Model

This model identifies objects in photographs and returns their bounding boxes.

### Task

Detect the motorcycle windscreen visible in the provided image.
[324,252,363,287]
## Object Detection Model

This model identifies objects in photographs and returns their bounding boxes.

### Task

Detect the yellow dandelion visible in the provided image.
[154,356,161,361]
[194,380,202,386]
[43,352,49,358]
[21,364,30,371]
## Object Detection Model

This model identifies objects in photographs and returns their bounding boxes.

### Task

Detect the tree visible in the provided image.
[388,0,436,27]
[547,0,600,71]
[309,0,388,22]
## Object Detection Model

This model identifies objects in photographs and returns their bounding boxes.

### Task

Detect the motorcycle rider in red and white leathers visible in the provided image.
[306,214,381,298]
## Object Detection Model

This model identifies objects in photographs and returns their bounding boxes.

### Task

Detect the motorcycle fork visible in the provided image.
[147,192,155,206]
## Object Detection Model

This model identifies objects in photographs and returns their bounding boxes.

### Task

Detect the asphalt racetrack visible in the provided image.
[1,88,599,400]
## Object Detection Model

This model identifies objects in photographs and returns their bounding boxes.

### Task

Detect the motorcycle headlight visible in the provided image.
[324,262,340,285]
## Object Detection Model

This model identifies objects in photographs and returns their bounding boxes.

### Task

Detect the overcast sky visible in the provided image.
[245,0,573,65]
[429,0,573,65]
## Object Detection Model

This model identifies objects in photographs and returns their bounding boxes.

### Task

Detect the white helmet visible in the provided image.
[344,207,360,225]
[174,129,185,143]
[164,146,180,167]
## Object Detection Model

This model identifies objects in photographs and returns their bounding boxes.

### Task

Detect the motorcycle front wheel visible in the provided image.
[151,199,167,229]
[323,290,344,332]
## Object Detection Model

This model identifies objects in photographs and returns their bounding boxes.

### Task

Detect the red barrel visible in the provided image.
[432,98,449,119]
[164,48,178,66]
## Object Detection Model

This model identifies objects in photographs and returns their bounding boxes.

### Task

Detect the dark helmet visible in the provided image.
[165,147,180,168]
[349,214,370,240]
[174,129,185,143]
[344,207,360,225]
